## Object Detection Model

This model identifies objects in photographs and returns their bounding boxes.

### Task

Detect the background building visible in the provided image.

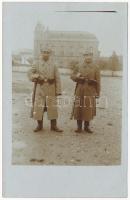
[34,22,100,67]
[12,49,33,66]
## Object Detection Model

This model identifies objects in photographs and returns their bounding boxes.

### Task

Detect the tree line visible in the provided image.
[69,51,123,71]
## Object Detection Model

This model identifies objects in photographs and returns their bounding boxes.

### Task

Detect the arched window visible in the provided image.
[90,47,93,53]
[60,46,64,56]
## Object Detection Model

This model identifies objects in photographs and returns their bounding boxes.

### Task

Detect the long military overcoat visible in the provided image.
[28,59,61,120]
[71,62,100,121]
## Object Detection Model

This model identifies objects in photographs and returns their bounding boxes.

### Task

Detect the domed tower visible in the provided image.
[34,22,44,59]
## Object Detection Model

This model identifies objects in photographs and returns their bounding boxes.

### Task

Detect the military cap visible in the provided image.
[40,45,51,54]
[83,49,93,56]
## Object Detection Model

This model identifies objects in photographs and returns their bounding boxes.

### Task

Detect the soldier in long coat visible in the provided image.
[71,51,100,133]
[28,47,63,132]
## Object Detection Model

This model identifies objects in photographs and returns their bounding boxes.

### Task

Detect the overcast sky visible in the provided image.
[3,2,127,56]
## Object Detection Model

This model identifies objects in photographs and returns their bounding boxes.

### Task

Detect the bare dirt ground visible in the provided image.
[12,71,122,165]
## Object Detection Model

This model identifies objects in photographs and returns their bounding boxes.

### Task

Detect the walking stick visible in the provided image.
[70,83,78,120]
[30,58,40,118]
[30,81,38,118]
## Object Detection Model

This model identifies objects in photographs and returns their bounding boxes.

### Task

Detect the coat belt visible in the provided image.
[77,79,97,85]
[38,78,55,85]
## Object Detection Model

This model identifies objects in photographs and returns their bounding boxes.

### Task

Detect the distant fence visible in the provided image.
[12,65,122,77]
[100,70,122,77]
[13,65,32,73]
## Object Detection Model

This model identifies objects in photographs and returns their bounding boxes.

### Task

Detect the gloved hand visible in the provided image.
[48,79,55,84]
[37,76,44,84]
[88,79,97,85]
[31,74,39,82]
[76,76,85,84]
[32,78,38,82]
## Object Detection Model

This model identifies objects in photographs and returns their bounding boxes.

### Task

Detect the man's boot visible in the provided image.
[51,119,63,132]
[84,121,93,133]
[34,120,43,132]
[75,120,82,133]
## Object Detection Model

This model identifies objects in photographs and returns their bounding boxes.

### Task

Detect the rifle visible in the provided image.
[30,58,40,118]
[70,83,78,120]
[70,78,97,120]
[30,80,38,118]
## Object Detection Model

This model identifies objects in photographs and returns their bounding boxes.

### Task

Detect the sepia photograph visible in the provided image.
[9,2,124,166]
[2,2,128,197]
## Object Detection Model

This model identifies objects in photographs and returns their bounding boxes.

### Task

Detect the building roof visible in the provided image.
[46,30,98,41]
[34,22,98,41]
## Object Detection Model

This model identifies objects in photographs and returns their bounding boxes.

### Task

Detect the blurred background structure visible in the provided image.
[12,22,123,76]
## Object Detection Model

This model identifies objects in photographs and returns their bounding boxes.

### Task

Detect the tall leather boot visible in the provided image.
[34,120,43,132]
[75,120,82,133]
[51,119,63,132]
[84,121,93,133]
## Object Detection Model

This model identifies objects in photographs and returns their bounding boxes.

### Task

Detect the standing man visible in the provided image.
[28,46,63,132]
[71,50,100,133]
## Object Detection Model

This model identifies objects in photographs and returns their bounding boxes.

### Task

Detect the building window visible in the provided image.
[59,47,64,56]
[90,47,93,53]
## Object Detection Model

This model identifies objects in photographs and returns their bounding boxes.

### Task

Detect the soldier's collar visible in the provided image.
[41,59,50,64]
[83,61,92,66]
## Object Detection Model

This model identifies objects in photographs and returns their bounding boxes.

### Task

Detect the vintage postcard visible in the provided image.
[3,2,128,197]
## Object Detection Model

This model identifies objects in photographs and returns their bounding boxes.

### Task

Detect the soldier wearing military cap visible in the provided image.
[28,45,63,132]
[71,49,100,133]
